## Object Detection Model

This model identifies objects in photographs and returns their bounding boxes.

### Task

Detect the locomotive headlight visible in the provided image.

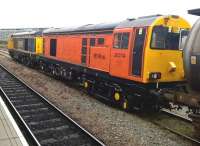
[149,72,161,80]
[191,56,197,65]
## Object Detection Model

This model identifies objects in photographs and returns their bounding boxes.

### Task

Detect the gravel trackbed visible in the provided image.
[0,54,194,146]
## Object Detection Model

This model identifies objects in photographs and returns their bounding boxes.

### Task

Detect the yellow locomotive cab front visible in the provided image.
[35,37,44,54]
[7,37,14,49]
[143,15,191,83]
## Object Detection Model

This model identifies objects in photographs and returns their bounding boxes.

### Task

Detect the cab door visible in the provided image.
[110,28,132,78]
[132,27,147,77]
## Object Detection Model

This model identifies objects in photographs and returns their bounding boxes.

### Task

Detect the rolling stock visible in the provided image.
[184,10,200,90]
[7,15,191,110]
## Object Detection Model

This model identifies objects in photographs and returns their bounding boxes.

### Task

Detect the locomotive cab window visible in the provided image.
[90,38,95,46]
[151,25,189,50]
[98,38,104,45]
[50,39,57,56]
[113,33,129,49]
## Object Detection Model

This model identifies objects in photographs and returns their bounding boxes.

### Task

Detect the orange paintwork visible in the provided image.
[110,28,132,78]
[88,34,112,72]
[43,34,113,73]
[44,35,82,65]
[44,37,50,57]
[62,35,82,64]
[109,28,143,82]
[43,30,144,82]
[42,15,190,84]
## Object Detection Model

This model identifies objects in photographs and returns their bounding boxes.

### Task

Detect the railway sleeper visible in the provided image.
[0,84,23,88]
[39,134,91,146]
[2,89,28,94]
[28,118,65,129]
[15,103,46,111]
[20,108,52,117]
[5,92,33,97]
[8,95,35,100]
[22,112,58,122]
[19,107,49,114]
[14,102,45,109]
[11,97,39,102]
[35,128,83,144]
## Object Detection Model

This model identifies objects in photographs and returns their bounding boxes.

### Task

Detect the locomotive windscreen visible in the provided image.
[151,25,189,50]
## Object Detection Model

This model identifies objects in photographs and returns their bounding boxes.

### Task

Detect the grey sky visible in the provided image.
[0,0,199,28]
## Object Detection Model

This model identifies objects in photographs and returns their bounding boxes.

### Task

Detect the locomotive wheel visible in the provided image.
[121,98,129,111]
[83,81,90,93]
[84,81,89,89]
[83,81,94,95]
[114,92,121,102]
[40,64,44,70]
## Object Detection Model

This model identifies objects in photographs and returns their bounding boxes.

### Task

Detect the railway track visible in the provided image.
[0,49,10,58]
[189,113,200,140]
[152,109,200,145]
[161,108,192,122]
[0,64,105,146]
[1,48,200,145]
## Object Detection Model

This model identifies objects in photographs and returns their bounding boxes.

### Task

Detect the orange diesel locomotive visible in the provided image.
[8,15,191,110]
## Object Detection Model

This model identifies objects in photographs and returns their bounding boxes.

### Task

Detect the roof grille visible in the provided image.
[127,18,135,21]
[138,14,162,19]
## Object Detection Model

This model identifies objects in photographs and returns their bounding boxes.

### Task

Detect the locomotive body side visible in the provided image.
[143,16,190,83]
[43,35,83,65]
[7,31,44,66]
[110,16,191,84]
[88,34,113,72]
[43,34,113,73]
[7,15,191,110]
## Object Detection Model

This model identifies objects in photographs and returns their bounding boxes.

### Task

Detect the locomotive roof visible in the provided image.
[116,15,161,28]
[43,15,162,35]
[12,15,169,36]
[43,22,121,34]
[12,31,42,37]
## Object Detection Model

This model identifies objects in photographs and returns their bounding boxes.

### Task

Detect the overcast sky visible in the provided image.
[0,0,199,28]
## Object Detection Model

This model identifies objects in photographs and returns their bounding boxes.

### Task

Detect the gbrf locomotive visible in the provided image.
[7,15,191,110]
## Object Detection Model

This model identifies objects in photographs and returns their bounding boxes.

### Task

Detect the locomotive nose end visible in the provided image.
[168,61,176,72]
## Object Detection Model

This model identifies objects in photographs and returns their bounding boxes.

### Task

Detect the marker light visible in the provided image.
[149,72,161,80]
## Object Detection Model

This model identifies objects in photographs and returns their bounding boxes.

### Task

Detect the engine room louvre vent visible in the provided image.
[90,38,95,46]
[127,18,135,21]
[138,14,162,19]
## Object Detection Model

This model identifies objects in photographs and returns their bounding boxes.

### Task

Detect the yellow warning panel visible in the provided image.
[35,37,43,54]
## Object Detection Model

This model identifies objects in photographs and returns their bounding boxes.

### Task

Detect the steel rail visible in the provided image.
[2,49,199,145]
[0,49,10,58]
[152,119,200,145]
[0,63,105,146]
[161,108,192,122]
[154,109,200,145]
